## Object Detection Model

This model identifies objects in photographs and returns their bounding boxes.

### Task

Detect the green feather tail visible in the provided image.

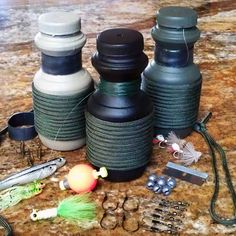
[57,193,96,222]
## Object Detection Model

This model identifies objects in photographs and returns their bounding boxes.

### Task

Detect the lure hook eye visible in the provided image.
[38,182,45,189]
[30,210,39,221]
[173,151,180,159]
[158,141,167,149]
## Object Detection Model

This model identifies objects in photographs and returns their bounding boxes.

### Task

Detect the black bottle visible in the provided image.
[142,6,202,138]
[86,28,153,182]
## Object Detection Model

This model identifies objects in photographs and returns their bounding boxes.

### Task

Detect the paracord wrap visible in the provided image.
[194,113,236,226]
[0,215,13,236]
[86,111,153,170]
[98,79,141,96]
[143,79,201,128]
[32,83,94,141]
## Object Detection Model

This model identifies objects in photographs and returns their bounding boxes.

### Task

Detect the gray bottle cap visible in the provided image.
[38,11,81,35]
[157,6,197,29]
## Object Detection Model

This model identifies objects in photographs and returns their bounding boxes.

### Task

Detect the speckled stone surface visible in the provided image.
[0,0,236,235]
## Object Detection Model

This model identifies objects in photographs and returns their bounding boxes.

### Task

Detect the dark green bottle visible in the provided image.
[86,28,153,182]
[142,6,201,138]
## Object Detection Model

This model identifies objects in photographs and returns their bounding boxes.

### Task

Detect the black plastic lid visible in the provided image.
[92,28,148,82]
[96,28,144,56]
[157,6,197,28]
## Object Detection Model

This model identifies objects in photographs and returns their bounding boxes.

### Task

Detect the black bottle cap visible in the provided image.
[96,28,144,56]
[92,28,148,82]
[157,6,197,28]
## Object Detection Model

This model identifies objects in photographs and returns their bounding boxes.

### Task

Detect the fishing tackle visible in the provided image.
[102,192,118,211]
[166,132,186,148]
[100,211,118,230]
[1,157,66,183]
[158,202,187,211]
[121,212,139,232]
[169,143,202,166]
[146,175,177,196]
[166,177,177,189]
[100,191,140,232]
[160,199,189,207]
[151,218,179,231]
[162,185,172,196]
[150,213,183,224]
[153,184,162,194]
[30,193,96,223]
[121,194,139,212]
[144,225,178,235]
[157,176,167,187]
[142,215,179,234]
[100,210,139,232]
[0,215,13,236]
[155,208,183,217]
[146,180,155,190]
[59,164,108,193]
[0,181,45,211]
[0,164,57,191]
[153,135,167,148]
[148,174,158,183]
[166,133,202,166]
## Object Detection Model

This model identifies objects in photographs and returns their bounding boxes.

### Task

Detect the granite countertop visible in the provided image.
[0,0,236,235]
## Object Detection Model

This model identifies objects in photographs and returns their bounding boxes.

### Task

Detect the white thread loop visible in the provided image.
[183,28,190,66]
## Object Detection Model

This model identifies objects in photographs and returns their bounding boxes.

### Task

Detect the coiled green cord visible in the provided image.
[98,79,141,96]
[32,83,94,141]
[194,112,236,225]
[143,78,202,128]
[0,215,13,236]
[86,112,153,170]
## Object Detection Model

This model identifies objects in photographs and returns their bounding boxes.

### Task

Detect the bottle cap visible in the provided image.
[96,28,144,56]
[38,11,81,35]
[157,6,197,29]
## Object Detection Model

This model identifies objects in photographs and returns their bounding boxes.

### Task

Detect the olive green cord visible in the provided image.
[0,215,13,236]
[143,78,202,128]
[98,79,141,96]
[194,112,236,225]
[32,83,94,141]
[86,112,153,170]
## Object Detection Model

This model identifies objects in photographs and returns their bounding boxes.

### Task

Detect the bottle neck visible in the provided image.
[41,51,82,75]
[154,44,193,67]
[98,78,141,96]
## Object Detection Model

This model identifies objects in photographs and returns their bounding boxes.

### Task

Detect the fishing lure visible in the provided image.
[153,135,167,148]
[0,181,45,211]
[1,157,66,182]
[166,131,186,148]
[166,132,202,166]
[0,164,57,191]
[0,157,65,191]
[30,193,96,223]
[168,142,202,166]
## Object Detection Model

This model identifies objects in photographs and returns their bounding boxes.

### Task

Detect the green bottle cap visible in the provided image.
[157,6,197,29]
